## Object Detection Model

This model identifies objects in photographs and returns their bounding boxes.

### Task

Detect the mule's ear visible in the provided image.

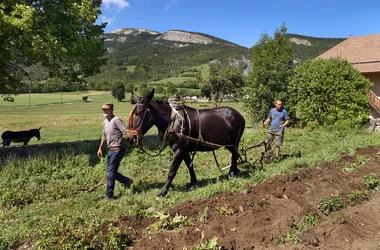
[38,127,41,130]
[146,88,155,102]
[131,91,139,104]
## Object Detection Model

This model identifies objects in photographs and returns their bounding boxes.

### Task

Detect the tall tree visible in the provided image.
[111,81,125,102]
[205,62,245,106]
[0,0,106,93]
[244,24,294,122]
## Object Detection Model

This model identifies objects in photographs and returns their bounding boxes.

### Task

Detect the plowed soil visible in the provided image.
[105,146,380,250]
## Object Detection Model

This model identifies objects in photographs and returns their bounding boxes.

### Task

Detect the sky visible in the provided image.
[97,0,380,48]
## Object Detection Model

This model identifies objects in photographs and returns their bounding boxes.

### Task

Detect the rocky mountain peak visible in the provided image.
[108,28,160,36]
[288,37,312,46]
[156,30,213,44]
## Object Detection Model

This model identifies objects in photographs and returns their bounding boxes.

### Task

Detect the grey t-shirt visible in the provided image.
[102,116,127,148]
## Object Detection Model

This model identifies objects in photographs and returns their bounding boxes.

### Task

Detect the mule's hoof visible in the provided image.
[156,192,167,199]
[229,170,241,177]
[186,184,197,191]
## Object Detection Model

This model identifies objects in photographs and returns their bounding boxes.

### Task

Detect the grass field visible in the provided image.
[0,91,244,144]
[1,91,379,249]
[0,91,134,143]
[150,76,197,85]
[190,63,210,80]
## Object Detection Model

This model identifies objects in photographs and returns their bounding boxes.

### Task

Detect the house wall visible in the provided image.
[364,73,380,118]
[365,73,380,96]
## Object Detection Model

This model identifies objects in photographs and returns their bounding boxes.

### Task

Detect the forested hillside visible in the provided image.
[20,28,345,94]
[286,33,345,63]
[85,28,252,90]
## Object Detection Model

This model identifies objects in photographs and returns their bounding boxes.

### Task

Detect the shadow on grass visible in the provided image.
[131,167,253,195]
[0,134,168,170]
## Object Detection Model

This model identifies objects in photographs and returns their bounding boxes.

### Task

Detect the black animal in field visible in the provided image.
[1,128,41,146]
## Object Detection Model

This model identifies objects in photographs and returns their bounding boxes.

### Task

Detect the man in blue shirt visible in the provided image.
[263,100,290,160]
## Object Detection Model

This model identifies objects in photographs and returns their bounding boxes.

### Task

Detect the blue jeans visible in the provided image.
[106,149,130,198]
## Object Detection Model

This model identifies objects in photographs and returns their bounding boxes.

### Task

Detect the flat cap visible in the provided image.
[101,102,114,109]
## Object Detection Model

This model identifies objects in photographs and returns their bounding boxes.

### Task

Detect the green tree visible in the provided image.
[201,84,212,100]
[155,86,164,94]
[111,81,125,102]
[0,1,106,93]
[125,83,135,93]
[207,62,245,106]
[288,58,372,127]
[244,24,294,122]
[166,83,177,96]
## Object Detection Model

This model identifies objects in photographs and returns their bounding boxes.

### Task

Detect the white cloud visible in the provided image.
[101,16,115,25]
[165,0,183,10]
[103,0,130,10]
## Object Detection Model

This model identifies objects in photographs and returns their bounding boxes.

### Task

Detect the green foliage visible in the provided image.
[166,83,178,95]
[277,212,318,245]
[288,58,372,127]
[276,232,300,245]
[82,96,88,102]
[347,190,369,206]
[198,207,210,222]
[111,81,126,102]
[342,157,372,173]
[216,204,235,215]
[244,23,294,122]
[363,173,380,190]
[206,62,245,106]
[125,83,135,93]
[190,232,221,250]
[0,106,379,249]
[87,30,251,90]
[144,212,193,233]
[286,34,345,64]
[139,87,153,97]
[291,213,319,231]
[319,195,345,215]
[0,0,106,92]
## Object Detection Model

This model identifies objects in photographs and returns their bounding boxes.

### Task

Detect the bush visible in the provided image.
[363,173,380,190]
[319,196,345,215]
[288,58,372,127]
[82,96,88,102]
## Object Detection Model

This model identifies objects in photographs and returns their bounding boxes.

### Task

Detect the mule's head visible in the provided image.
[125,89,155,146]
[33,127,41,140]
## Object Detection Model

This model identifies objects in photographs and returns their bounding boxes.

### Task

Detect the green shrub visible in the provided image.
[363,173,380,190]
[191,232,221,250]
[319,196,345,215]
[288,58,372,127]
[347,190,369,206]
[144,212,193,233]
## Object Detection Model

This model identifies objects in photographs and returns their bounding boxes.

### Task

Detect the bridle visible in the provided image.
[125,103,150,147]
[126,102,169,156]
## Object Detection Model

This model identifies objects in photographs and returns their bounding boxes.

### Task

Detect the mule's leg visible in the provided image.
[158,148,185,198]
[226,146,241,176]
[183,151,197,190]
[23,140,30,145]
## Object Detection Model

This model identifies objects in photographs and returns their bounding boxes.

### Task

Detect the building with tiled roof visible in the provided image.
[317,33,380,117]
